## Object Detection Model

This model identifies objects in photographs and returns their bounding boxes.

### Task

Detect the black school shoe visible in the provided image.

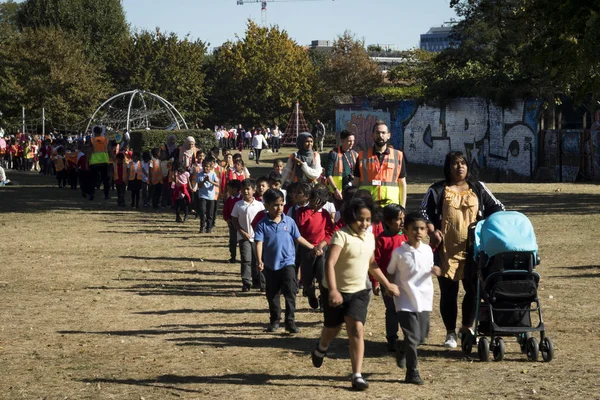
[266,322,280,332]
[405,369,424,385]
[351,376,369,391]
[311,344,325,368]
[285,321,300,334]
[308,294,319,310]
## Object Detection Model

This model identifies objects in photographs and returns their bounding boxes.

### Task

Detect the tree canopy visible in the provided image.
[206,20,316,127]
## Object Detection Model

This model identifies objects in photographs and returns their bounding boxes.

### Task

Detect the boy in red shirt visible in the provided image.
[374,203,407,351]
[296,184,335,310]
[223,179,242,263]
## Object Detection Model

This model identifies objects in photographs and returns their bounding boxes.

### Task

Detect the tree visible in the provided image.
[0,0,20,41]
[321,31,383,98]
[17,0,129,63]
[424,0,600,108]
[110,29,209,125]
[206,20,316,127]
[0,27,111,127]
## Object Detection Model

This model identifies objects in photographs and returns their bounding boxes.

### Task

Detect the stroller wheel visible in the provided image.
[478,337,490,362]
[492,337,505,361]
[540,337,554,362]
[518,332,532,354]
[526,337,539,361]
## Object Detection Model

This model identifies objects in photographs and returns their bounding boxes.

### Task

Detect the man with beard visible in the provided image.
[353,121,406,207]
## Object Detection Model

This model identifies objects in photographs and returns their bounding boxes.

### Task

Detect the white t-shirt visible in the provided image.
[252,134,268,149]
[387,242,435,313]
[231,197,265,242]
[141,161,150,183]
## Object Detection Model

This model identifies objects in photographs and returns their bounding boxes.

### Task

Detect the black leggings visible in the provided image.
[438,276,477,332]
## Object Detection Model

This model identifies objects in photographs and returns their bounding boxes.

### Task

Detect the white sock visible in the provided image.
[352,373,363,379]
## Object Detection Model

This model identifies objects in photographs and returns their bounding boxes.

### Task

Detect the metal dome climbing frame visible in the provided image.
[85,89,188,134]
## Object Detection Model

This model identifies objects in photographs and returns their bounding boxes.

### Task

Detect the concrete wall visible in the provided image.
[336,98,541,178]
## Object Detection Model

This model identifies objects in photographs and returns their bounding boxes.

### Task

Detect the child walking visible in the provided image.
[311,197,399,391]
[128,152,142,208]
[231,179,265,292]
[374,203,408,351]
[296,184,335,310]
[255,189,316,333]
[223,179,242,263]
[172,164,192,222]
[386,212,442,385]
[195,158,219,233]
[114,153,128,207]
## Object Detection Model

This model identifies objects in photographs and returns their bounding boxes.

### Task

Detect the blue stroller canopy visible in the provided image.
[474,211,538,260]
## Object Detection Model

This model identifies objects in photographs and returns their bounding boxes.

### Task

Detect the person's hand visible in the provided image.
[431,265,442,277]
[310,197,325,211]
[203,176,209,182]
[329,289,343,307]
[311,246,322,256]
[385,283,400,297]
[257,261,264,272]
[429,229,443,247]
[372,282,381,296]
[333,188,343,201]
[240,231,251,241]
[293,156,303,166]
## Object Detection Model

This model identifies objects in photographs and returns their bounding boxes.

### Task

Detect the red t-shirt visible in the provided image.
[223,194,242,222]
[374,231,408,274]
[296,206,335,246]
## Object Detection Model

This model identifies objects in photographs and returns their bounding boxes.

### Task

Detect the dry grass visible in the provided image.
[1,149,599,399]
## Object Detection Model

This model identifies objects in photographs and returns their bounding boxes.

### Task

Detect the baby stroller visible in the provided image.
[462,211,554,362]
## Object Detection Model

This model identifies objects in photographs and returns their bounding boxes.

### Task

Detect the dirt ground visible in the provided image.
[1,148,599,400]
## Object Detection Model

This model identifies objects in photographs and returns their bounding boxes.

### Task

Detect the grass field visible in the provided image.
[1,148,599,399]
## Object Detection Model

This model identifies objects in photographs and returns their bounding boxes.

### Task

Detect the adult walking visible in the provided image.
[282,132,322,186]
[312,119,326,152]
[353,121,407,207]
[271,125,281,153]
[88,125,111,200]
[420,151,504,348]
[325,129,357,201]
[252,128,268,164]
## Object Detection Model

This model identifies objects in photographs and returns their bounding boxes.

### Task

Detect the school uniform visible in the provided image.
[231,197,265,290]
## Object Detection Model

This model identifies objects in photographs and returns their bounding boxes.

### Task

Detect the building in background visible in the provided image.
[420,21,458,52]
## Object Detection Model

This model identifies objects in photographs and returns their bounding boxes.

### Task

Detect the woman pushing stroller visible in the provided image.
[420,151,504,349]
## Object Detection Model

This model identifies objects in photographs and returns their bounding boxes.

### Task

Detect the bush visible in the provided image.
[130,129,217,153]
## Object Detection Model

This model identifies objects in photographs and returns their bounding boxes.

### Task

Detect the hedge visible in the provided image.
[130,129,218,153]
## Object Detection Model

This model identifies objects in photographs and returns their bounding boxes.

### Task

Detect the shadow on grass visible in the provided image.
[121,269,238,276]
[120,255,233,264]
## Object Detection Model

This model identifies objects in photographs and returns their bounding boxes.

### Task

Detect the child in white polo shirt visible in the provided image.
[387,212,442,385]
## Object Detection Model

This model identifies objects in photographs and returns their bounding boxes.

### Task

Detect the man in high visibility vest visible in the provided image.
[88,125,111,200]
[352,121,407,207]
[325,129,357,201]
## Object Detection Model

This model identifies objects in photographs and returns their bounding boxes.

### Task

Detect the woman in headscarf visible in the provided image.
[161,134,178,160]
[176,136,196,171]
[282,132,322,186]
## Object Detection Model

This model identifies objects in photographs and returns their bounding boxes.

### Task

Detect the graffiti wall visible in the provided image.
[337,98,541,177]
[335,110,390,151]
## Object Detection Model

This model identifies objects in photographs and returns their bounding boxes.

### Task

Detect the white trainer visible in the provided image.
[444,332,458,348]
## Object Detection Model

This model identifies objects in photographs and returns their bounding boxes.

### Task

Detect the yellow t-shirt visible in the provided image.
[323,226,375,293]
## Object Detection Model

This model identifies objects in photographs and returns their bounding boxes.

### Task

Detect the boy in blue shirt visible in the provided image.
[195,158,219,233]
[255,188,316,334]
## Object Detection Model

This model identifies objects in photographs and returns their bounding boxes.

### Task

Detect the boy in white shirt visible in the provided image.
[231,179,266,292]
[387,212,441,385]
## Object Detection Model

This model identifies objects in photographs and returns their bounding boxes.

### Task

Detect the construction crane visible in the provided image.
[237,0,332,27]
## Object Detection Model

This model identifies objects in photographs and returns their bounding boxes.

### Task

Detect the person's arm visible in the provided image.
[256,241,264,271]
[369,254,400,297]
[207,172,219,186]
[299,152,322,180]
[399,177,407,208]
[420,185,443,246]
[324,244,343,306]
[478,181,505,216]
[325,151,343,200]
[297,236,315,251]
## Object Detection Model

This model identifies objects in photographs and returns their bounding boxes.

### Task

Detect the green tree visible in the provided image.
[206,20,316,127]
[321,31,383,98]
[0,0,20,40]
[110,29,209,125]
[0,27,111,126]
[17,0,129,63]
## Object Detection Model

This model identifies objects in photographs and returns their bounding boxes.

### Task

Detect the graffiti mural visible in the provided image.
[338,98,542,177]
[335,110,390,151]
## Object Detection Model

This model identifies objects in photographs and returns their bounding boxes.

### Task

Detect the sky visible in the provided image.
[121,0,459,51]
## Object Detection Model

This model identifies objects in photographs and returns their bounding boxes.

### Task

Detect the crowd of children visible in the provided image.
[7,133,446,391]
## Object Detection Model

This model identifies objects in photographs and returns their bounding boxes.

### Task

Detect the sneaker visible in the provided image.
[444,332,458,349]
[311,345,326,368]
[285,321,300,334]
[308,294,319,310]
[351,376,369,391]
[266,322,280,332]
[405,369,424,385]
